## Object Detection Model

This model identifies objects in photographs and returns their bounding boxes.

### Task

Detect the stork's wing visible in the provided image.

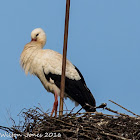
[43,66,96,112]
[42,49,81,81]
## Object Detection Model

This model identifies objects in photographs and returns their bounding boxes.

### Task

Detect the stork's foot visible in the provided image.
[51,92,58,117]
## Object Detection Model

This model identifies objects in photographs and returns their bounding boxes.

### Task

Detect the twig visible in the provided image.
[109,100,140,117]
[100,132,131,140]
[76,107,83,114]
[105,107,128,116]
[69,107,75,114]
[50,117,75,127]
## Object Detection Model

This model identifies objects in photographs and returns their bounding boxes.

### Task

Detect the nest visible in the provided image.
[0,100,140,140]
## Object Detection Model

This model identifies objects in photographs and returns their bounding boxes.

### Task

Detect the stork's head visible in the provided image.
[31,28,46,48]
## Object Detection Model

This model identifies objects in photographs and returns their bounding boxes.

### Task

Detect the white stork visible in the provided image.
[20,28,96,117]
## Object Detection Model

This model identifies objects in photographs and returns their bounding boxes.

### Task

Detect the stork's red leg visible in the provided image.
[51,92,58,117]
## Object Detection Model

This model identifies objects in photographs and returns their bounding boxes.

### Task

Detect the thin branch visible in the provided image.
[100,132,131,140]
[109,100,140,117]
[105,107,129,116]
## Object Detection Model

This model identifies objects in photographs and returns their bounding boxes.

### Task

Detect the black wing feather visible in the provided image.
[74,65,86,85]
[44,67,96,112]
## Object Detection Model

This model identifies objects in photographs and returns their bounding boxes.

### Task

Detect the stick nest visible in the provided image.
[1,102,140,140]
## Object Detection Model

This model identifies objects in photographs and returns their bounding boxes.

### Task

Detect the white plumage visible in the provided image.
[20,28,96,117]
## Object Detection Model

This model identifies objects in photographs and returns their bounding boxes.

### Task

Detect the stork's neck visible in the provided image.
[20,43,42,75]
[29,41,45,49]
[30,38,46,48]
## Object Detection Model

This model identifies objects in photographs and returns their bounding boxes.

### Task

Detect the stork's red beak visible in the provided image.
[31,38,37,41]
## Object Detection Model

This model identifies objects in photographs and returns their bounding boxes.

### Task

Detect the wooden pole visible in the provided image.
[59,0,70,116]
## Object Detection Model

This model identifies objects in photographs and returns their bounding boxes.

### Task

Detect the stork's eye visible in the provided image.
[36,33,39,37]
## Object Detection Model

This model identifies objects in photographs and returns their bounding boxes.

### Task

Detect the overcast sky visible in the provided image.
[0,1,140,138]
